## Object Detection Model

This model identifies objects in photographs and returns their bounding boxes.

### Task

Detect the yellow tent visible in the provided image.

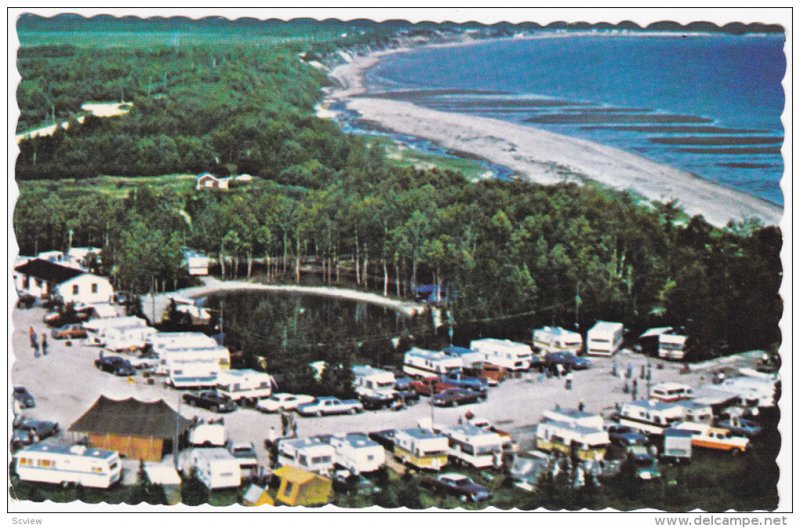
[273,466,332,507]
[242,484,275,507]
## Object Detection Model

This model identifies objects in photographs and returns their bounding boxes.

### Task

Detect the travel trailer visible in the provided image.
[84,316,149,346]
[438,424,504,469]
[532,326,583,355]
[535,408,610,461]
[103,324,158,352]
[619,400,687,435]
[14,443,121,488]
[403,348,462,378]
[352,365,397,400]
[149,331,218,352]
[189,418,227,447]
[328,433,386,475]
[586,321,624,356]
[661,428,693,462]
[638,327,688,360]
[441,346,485,370]
[393,428,449,471]
[150,332,231,387]
[649,383,694,403]
[277,437,336,476]
[186,448,242,490]
[215,369,273,403]
[673,422,750,454]
[470,338,533,371]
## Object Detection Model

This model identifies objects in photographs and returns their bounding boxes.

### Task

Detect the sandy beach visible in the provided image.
[326,45,783,228]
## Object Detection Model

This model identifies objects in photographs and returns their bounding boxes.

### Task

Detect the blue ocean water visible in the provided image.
[364,34,786,205]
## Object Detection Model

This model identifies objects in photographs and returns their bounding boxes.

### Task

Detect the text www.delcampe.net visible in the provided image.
[655,516,788,527]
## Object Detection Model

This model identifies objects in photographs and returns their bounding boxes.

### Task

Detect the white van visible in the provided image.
[14,443,121,489]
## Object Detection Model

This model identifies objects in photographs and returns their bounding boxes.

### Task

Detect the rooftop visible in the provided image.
[625,399,684,412]
[399,427,444,440]
[14,258,85,284]
[534,326,581,338]
[589,321,624,333]
[18,443,117,459]
[442,346,479,356]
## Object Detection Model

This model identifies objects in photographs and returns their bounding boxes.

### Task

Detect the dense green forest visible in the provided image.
[14,17,782,361]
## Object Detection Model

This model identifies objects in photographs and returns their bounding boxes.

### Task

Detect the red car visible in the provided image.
[408,376,455,396]
[51,324,88,340]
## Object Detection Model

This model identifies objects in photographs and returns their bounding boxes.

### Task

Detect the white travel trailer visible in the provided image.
[535,412,610,462]
[717,378,777,408]
[532,326,583,355]
[215,369,273,402]
[149,331,218,352]
[167,361,220,389]
[393,428,449,471]
[103,324,158,352]
[470,338,533,371]
[186,448,242,490]
[150,332,231,387]
[352,365,397,399]
[182,249,210,276]
[586,321,624,356]
[619,400,687,435]
[403,348,462,378]
[84,316,149,346]
[329,433,386,475]
[649,383,694,403]
[438,424,504,469]
[14,443,121,489]
[277,437,336,476]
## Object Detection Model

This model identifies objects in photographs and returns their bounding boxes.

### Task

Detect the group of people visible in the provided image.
[27,326,48,358]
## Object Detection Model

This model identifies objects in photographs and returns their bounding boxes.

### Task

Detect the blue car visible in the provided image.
[545,352,591,370]
[606,424,649,446]
[716,417,763,438]
[440,372,489,394]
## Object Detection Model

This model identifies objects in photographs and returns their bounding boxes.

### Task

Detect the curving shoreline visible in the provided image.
[324,43,783,227]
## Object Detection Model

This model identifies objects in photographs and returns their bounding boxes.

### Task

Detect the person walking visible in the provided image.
[41,334,48,356]
[632,379,638,400]
[565,371,573,390]
[29,327,40,358]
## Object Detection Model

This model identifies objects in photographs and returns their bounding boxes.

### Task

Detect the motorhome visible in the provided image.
[470,338,533,371]
[215,369,273,403]
[673,422,750,454]
[277,437,336,476]
[151,332,231,387]
[533,326,583,355]
[328,433,386,475]
[103,324,158,352]
[186,448,242,490]
[638,327,688,360]
[84,316,149,346]
[535,408,610,461]
[619,400,687,435]
[14,443,121,488]
[393,428,449,471]
[403,348,462,378]
[438,424,504,469]
[189,418,227,447]
[352,365,397,401]
[649,383,694,403]
[441,346,485,371]
[586,321,624,356]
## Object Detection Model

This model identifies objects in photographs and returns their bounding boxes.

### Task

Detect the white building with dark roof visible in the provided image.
[14,258,113,305]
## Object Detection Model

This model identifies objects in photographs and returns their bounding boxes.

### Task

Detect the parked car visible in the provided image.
[13,416,60,442]
[368,429,398,451]
[606,424,649,446]
[422,473,492,502]
[440,372,489,394]
[432,387,483,407]
[51,324,88,340]
[182,390,237,413]
[16,293,36,309]
[13,386,36,408]
[480,363,507,385]
[628,445,661,480]
[43,310,90,327]
[256,393,315,413]
[408,376,455,396]
[544,352,591,370]
[94,356,136,377]
[227,440,259,468]
[297,397,364,417]
[716,417,763,438]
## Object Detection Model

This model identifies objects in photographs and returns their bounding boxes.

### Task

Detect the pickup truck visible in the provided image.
[182,390,237,413]
[432,387,484,407]
[408,376,455,396]
[297,396,364,417]
[440,372,489,395]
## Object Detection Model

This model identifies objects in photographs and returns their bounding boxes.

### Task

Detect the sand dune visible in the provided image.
[327,48,783,227]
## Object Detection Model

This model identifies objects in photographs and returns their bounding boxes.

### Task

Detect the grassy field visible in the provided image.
[18,174,198,199]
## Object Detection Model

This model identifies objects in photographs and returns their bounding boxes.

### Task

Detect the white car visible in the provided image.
[256,393,314,413]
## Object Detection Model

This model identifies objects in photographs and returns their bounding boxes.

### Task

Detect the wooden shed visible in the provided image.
[69,396,193,462]
[272,466,331,507]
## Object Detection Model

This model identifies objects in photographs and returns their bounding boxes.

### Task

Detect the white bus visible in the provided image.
[470,338,533,371]
[438,424,504,469]
[215,369,273,402]
[533,326,583,355]
[14,443,121,488]
[403,348,462,378]
[329,433,386,475]
[586,321,624,356]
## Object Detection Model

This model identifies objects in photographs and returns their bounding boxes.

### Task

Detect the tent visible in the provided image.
[272,466,331,507]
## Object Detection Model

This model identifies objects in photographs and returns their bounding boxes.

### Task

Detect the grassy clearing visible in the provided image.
[365,135,493,181]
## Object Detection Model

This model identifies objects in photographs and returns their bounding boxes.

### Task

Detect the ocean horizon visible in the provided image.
[364,33,786,207]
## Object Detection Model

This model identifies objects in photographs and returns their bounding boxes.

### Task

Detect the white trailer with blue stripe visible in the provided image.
[14,443,121,488]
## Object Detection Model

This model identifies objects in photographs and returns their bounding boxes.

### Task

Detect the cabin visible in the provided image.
[182,248,210,276]
[586,321,624,356]
[185,448,242,490]
[14,443,121,489]
[352,365,396,400]
[215,369,273,402]
[393,428,449,471]
[69,396,193,462]
[535,410,610,462]
[532,326,583,355]
[403,348,462,378]
[272,466,332,507]
[441,346,484,371]
[196,172,231,190]
[84,316,150,346]
[277,437,336,476]
[438,424,504,469]
[470,338,533,371]
[619,400,687,435]
[14,258,114,306]
[328,433,386,475]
